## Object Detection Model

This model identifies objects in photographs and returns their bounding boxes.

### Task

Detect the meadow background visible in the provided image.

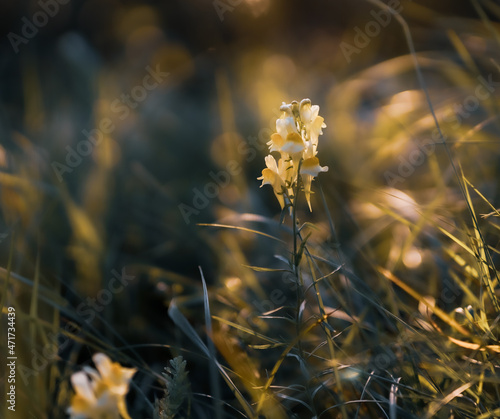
[1,0,500,418]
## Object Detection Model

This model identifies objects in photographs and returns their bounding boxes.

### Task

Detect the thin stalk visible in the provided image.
[290,162,304,349]
[287,160,317,414]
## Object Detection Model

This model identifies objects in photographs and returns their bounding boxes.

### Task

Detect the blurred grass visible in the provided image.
[1,0,500,418]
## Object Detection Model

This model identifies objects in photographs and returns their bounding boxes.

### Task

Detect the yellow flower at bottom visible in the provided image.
[92,353,137,397]
[67,353,137,419]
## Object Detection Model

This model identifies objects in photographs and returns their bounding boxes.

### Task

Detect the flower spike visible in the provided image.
[259,99,328,212]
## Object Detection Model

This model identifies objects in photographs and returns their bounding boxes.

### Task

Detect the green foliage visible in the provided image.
[154,356,191,419]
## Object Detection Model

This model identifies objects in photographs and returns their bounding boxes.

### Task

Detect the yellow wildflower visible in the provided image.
[67,353,137,419]
[259,99,328,211]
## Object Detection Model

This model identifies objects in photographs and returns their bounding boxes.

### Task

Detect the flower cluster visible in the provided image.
[258,99,328,212]
[67,353,137,419]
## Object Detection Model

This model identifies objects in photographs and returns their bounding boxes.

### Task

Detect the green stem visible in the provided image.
[291,172,302,343]
[290,161,318,414]
[292,160,303,280]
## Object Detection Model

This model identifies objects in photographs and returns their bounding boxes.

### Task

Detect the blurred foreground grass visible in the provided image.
[1,0,500,418]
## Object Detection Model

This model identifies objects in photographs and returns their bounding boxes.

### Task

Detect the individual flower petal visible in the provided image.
[258,169,285,209]
[276,116,297,139]
[117,397,133,419]
[93,353,112,378]
[281,132,305,154]
[299,99,318,125]
[71,372,97,404]
[93,353,137,396]
[302,140,315,160]
[309,115,326,146]
[311,115,326,133]
[264,154,279,173]
[67,374,119,419]
[279,102,293,115]
[266,133,285,152]
[300,157,328,177]
[258,167,276,186]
